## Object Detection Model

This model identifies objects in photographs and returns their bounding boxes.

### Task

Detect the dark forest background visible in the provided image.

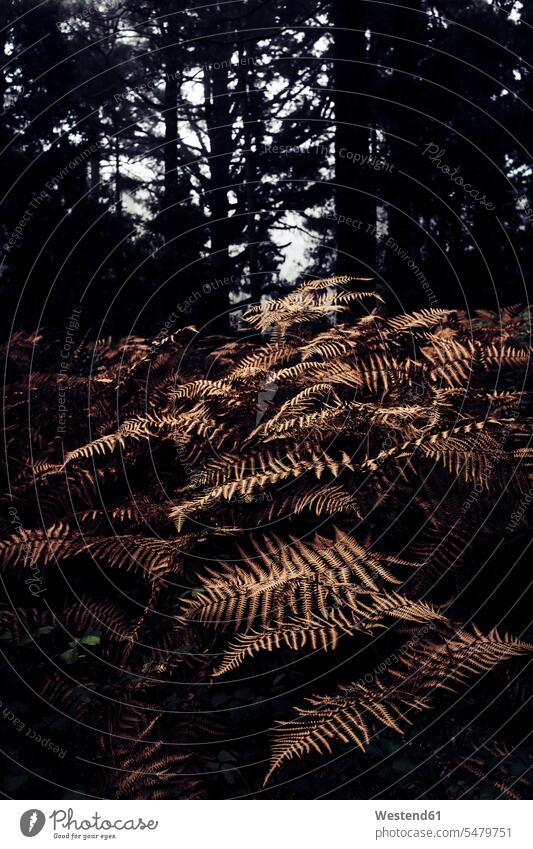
[1,0,531,342]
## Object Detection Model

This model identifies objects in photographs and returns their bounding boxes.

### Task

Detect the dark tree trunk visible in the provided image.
[238,37,262,305]
[162,32,179,239]
[334,0,379,279]
[114,136,122,215]
[203,36,234,329]
[378,1,429,311]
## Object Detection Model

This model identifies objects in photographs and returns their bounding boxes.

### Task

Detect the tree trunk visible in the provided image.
[114,136,122,215]
[203,33,234,329]
[162,30,179,239]
[334,0,379,278]
[238,35,262,304]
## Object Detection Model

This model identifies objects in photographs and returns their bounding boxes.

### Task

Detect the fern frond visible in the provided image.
[402,625,533,693]
[243,286,381,333]
[387,309,456,334]
[266,626,532,783]
[171,449,357,528]
[62,413,178,463]
[213,594,444,676]
[266,678,429,784]
[293,275,372,293]
[272,482,362,519]
[229,342,296,379]
[0,528,183,577]
[180,529,402,630]
[212,612,363,676]
[170,379,231,401]
[361,419,502,475]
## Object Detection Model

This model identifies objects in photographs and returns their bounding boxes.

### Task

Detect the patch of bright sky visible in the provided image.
[505,152,532,181]
[272,211,320,280]
[181,76,205,106]
[426,6,448,28]
[487,0,523,22]
[313,34,331,55]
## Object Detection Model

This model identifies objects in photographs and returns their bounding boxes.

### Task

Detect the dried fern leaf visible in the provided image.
[180,529,402,630]
[266,626,532,783]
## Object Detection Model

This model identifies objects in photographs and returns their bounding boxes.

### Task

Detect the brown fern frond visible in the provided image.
[271,482,363,520]
[61,413,178,463]
[361,419,503,476]
[171,448,358,528]
[122,326,197,380]
[113,741,198,799]
[293,275,373,293]
[387,309,456,334]
[213,594,444,676]
[266,678,429,784]
[180,528,401,630]
[272,359,364,388]
[243,285,381,333]
[212,613,363,676]
[0,527,183,578]
[249,384,342,440]
[228,341,297,379]
[266,626,532,783]
[399,625,533,693]
[169,379,232,401]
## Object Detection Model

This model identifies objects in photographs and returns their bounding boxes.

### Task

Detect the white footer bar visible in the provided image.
[4,799,532,848]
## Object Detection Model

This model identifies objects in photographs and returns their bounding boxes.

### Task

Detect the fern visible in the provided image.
[2,275,532,799]
[266,627,532,783]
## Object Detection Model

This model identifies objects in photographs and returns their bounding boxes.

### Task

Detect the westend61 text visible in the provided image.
[375,810,441,821]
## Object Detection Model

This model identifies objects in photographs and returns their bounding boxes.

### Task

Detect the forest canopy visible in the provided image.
[0,0,531,336]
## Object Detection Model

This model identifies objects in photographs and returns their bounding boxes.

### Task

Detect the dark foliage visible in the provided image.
[1,278,532,798]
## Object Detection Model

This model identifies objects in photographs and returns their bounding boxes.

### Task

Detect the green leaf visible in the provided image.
[78,634,101,647]
[60,648,78,665]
